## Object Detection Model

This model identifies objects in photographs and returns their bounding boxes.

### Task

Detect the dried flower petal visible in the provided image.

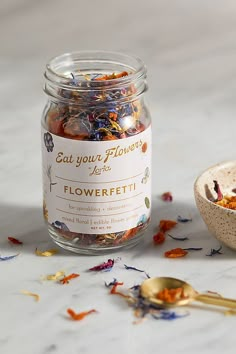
[164,248,188,258]
[161,192,173,202]
[124,264,145,273]
[168,234,189,241]
[43,271,65,281]
[0,254,19,261]
[159,220,177,232]
[110,282,131,298]
[177,216,192,223]
[21,290,40,302]
[67,308,97,321]
[153,231,166,244]
[105,278,118,287]
[206,246,222,256]
[124,264,149,278]
[215,195,236,210]
[60,273,80,284]
[152,310,189,320]
[8,237,23,245]
[228,202,236,210]
[156,287,186,303]
[130,284,141,291]
[95,71,128,81]
[89,259,114,271]
[213,180,223,201]
[35,248,58,257]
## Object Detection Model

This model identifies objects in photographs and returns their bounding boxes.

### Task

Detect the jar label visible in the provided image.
[42,126,151,234]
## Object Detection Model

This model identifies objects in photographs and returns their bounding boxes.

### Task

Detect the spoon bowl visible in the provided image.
[140,277,236,309]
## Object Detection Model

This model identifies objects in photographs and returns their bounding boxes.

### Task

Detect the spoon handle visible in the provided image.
[196,294,236,309]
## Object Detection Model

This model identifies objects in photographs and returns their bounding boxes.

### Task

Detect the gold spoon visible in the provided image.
[140,277,236,309]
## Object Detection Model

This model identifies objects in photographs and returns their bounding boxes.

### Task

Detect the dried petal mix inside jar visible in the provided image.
[42,51,151,254]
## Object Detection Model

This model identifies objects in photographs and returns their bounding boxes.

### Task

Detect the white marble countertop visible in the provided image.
[1,1,236,353]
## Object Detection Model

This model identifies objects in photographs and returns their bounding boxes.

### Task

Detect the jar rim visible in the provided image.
[44,50,146,90]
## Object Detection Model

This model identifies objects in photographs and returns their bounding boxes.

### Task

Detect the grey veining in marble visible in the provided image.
[1,1,236,353]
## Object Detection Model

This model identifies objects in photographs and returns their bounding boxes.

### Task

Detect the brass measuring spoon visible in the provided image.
[140,277,236,309]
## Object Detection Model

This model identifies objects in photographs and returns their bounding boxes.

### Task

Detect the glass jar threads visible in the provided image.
[42,51,151,254]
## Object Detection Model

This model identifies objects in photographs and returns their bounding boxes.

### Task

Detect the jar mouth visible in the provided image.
[44,50,146,91]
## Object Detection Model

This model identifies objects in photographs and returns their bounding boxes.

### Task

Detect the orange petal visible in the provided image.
[159,220,177,232]
[60,273,80,284]
[67,308,97,321]
[153,231,166,245]
[164,248,188,258]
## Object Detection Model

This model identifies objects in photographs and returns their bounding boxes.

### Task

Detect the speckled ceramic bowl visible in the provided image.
[194,161,236,250]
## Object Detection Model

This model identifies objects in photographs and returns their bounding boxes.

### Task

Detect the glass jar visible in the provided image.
[42,51,151,254]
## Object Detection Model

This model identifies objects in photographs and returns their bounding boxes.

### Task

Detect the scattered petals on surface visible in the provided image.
[152,310,189,320]
[21,290,40,302]
[156,287,187,303]
[60,273,80,284]
[130,284,141,291]
[35,248,58,257]
[130,287,185,322]
[124,264,146,273]
[0,254,19,261]
[177,216,192,223]
[153,231,166,244]
[164,248,188,258]
[89,258,114,271]
[161,192,173,202]
[8,237,23,245]
[67,308,97,321]
[42,271,65,281]
[206,246,223,256]
[108,280,190,323]
[105,278,118,287]
[159,220,177,232]
[110,282,131,299]
[168,234,189,241]
[213,180,223,201]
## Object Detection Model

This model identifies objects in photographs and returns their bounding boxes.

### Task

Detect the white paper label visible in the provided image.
[42,126,151,234]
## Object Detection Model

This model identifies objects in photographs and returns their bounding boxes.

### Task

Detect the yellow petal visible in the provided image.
[21,290,40,302]
[43,271,65,281]
[35,248,58,257]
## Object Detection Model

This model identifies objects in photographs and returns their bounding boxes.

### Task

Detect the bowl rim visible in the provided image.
[194,160,236,214]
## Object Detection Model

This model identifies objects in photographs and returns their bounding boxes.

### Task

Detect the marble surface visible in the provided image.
[1,1,236,353]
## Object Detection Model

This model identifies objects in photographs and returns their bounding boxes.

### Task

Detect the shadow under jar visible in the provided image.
[42,51,151,254]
